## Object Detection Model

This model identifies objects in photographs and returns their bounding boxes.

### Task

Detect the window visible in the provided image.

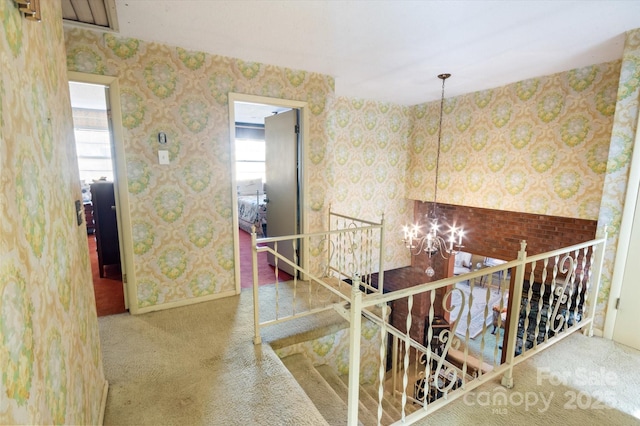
[69,82,113,183]
[74,126,113,182]
[235,123,265,183]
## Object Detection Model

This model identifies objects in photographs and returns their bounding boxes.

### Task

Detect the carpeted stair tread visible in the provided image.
[361,381,419,419]
[359,382,403,421]
[315,365,389,426]
[264,309,349,350]
[281,353,350,426]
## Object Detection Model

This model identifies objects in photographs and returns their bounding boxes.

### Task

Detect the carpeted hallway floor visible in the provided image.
[99,285,640,425]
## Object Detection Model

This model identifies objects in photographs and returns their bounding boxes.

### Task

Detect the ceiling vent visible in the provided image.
[62,0,118,32]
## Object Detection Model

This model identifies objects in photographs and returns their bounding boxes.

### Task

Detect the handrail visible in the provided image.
[254,224,383,244]
[360,234,606,309]
[328,210,382,226]
[525,235,606,262]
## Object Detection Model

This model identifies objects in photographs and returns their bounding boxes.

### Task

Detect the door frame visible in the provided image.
[68,71,135,311]
[603,114,640,340]
[228,93,309,293]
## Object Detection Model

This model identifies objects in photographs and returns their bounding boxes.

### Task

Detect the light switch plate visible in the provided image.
[158,150,170,165]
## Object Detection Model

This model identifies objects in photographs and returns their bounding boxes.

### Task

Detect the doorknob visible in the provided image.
[264,197,270,204]
[111,205,116,211]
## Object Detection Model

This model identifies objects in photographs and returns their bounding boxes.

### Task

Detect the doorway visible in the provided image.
[68,72,132,315]
[229,94,308,292]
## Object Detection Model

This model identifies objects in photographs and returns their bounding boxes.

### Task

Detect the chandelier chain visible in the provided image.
[433,73,450,217]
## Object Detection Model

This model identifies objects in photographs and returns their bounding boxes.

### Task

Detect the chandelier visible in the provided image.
[403,73,464,275]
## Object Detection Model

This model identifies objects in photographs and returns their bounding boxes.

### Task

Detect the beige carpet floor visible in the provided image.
[99,284,640,425]
[414,333,640,426]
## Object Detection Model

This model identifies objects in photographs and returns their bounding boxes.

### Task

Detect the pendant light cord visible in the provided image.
[432,73,450,219]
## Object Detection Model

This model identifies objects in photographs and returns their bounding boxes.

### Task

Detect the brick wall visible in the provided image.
[413,202,598,262]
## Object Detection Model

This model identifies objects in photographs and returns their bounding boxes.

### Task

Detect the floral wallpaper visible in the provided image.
[325,98,414,270]
[407,62,620,220]
[65,29,335,312]
[1,0,105,424]
[596,28,640,330]
[275,319,382,384]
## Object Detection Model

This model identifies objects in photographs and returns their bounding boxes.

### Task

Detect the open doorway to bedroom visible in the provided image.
[69,79,126,316]
[233,101,292,288]
[68,71,137,315]
[230,94,308,291]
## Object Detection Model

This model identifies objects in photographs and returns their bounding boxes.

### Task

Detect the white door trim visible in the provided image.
[228,93,309,293]
[603,113,640,339]
[68,71,136,313]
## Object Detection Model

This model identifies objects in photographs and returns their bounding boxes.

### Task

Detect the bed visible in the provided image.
[237,178,267,237]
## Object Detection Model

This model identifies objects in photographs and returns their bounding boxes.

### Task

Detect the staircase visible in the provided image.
[281,353,418,426]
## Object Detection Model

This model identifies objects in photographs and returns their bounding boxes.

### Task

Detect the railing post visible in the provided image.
[501,240,527,388]
[378,213,385,294]
[584,226,608,337]
[347,279,363,426]
[251,227,262,345]
[391,334,399,396]
[377,303,389,425]
[327,205,333,279]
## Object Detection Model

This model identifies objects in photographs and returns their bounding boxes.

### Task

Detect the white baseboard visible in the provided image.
[133,290,237,315]
[99,379,109,425]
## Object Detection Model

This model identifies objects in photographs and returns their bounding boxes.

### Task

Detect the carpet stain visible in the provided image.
[179,397,193,406]
[200,356,221,367]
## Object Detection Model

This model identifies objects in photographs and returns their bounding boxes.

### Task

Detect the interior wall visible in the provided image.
[325,97,414,270]
[407,62,620,220]
[64,28,335,311]
[0,1,106,424]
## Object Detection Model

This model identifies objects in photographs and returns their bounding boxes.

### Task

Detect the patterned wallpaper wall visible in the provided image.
[0,0,105,424]
[596,29,640,330]
[64,29,336,311]
[325,97,414,270]
[407,62,620,220]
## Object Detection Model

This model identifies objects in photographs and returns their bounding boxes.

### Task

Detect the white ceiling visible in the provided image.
[110,1,640,106]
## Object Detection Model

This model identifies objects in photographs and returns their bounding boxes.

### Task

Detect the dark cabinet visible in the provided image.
[90,182,120,277]
[84,202,94,234]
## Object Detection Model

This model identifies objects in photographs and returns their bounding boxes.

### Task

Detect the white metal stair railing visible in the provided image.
[346,228,607,426]
[250,212,607,426]
[250,210,385,345]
